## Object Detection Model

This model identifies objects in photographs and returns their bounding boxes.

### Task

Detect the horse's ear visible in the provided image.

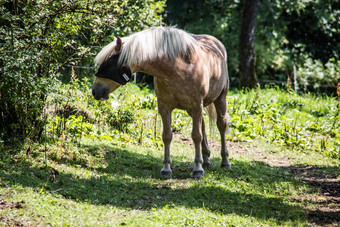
[115,37,122,52]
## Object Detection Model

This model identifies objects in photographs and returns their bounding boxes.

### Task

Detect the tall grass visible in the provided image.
[1,82,339,226]
[226,87,339,159]
[36,80,340,161]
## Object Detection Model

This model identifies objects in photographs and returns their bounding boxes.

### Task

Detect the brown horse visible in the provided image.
[92,27,230,178]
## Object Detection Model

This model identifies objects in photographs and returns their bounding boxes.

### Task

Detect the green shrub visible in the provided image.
[106,105,135,132]
[297,58,339,93]
[0,0,165,143]
[228,88,340,159]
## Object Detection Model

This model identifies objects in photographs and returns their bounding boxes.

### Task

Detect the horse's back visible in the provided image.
[192,34,227,61]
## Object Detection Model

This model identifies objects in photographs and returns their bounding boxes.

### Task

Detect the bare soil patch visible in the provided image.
[0,200,24,210]
[174,133,339,226]
[230,142,340,226]
[0,200,28,227]
[284,166,340,226]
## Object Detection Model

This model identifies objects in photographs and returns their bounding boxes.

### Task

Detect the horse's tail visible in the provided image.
[206,104,217,128]
[205,103,231,135]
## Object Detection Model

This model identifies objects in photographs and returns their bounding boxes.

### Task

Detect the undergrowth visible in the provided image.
[20,77,338,163]
[1,78,339,226]
[227,87,340,159]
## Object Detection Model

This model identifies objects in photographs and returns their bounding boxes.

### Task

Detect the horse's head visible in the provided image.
[92,37,132,100]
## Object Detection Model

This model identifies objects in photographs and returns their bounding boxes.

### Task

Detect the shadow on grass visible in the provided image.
[279,164,340,225]
[1,144,330,224]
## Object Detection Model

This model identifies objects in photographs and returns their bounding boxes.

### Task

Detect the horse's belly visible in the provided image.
[154,80,201,110]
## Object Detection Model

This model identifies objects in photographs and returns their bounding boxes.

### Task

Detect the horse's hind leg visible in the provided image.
[158,101,173,179]
[201,119,211,168]
[214,93,231,169]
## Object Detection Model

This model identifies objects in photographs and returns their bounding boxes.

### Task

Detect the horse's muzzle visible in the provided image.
[92,88,109,100]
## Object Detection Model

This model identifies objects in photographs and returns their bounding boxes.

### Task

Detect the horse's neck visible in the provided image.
[131,59,179,79]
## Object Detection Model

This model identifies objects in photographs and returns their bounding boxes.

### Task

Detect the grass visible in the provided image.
[1,82,339,226]
[1,141,313,226]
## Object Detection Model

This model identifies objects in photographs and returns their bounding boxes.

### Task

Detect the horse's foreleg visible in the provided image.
[201,119,211,168]
[214,95,231,169]
[191,105,205,178]
[158,102,173,179]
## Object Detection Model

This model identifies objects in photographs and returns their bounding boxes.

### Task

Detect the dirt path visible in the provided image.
[228,142,340,226]
[0,200,30,227]
[175,133,340,226]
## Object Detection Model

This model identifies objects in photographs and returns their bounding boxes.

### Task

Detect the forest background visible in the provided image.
[0,0,339,145]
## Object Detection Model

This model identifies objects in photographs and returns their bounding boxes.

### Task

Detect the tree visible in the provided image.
[0,0,165,143]
[238,0,259,89]
[165,0,339,91]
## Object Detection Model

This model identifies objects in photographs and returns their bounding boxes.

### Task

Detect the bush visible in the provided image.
[0,0,165,143]
[107,105,135,132]
[297,58,340,93]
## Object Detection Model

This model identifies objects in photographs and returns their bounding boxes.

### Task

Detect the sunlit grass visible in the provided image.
[1,83,339,226]
[1,139,313,226]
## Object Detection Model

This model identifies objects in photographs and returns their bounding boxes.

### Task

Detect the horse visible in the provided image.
[92,26,231,179]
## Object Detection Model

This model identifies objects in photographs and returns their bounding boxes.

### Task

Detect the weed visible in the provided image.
[226,87,340,159]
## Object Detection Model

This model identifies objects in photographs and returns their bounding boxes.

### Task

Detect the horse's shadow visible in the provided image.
[1,144,314,224]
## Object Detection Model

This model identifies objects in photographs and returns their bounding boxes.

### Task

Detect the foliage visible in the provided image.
[165,0,339,88]
[37,78,340,162]
[296,58,340,93]
[0,0,165,142]
[226,87,340,159]
[43,77,162,149]
[106,104,135,132]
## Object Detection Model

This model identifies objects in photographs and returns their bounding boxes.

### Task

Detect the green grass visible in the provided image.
[1,140,314,226]
[1,83,339,226]
[226,87,340,158]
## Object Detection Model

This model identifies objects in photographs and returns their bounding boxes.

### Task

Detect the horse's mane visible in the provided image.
[94,39,118,68]
[95,27,199,67]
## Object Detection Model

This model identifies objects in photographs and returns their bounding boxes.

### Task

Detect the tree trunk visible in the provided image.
[239,0,259,89]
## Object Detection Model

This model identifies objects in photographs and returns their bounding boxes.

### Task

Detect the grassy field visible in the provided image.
[1,82,339,226]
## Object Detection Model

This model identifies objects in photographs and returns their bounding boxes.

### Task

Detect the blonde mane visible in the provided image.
[94,27,199,67]
[94,38,119,67]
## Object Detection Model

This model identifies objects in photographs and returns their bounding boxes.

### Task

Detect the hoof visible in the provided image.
[202,162,211,169]
[160,170,172,179]
[221,163,231,169]
[192,170,204,179]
